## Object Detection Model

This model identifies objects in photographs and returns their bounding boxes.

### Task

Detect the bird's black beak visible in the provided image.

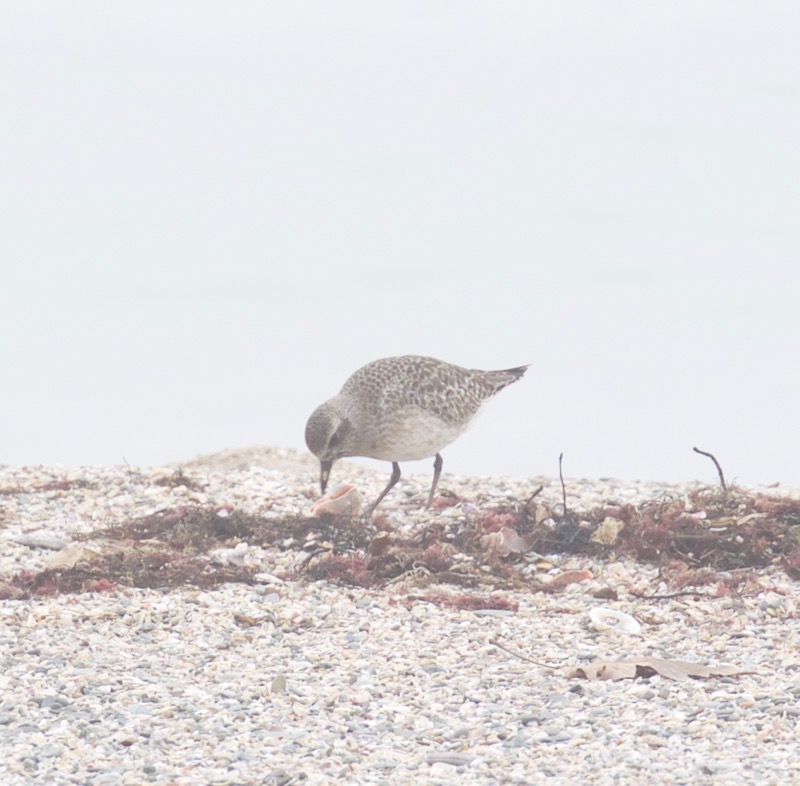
[320,460,333,494]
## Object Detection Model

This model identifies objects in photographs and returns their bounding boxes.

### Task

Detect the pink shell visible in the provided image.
[310,483,362,516]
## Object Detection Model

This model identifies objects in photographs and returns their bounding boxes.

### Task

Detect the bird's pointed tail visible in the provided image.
[487,364,528,394]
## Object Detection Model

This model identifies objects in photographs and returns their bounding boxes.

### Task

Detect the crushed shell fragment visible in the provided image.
[589,607,642,635]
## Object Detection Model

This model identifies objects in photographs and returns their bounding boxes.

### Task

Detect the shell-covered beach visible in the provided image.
[1,448,799,785]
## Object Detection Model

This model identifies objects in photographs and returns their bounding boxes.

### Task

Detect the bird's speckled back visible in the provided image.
[340,355,526,426]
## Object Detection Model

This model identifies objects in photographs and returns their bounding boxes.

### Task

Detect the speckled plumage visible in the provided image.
[305,355,527,515]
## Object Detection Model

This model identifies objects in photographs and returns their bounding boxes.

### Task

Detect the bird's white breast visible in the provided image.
[362,406,471,462]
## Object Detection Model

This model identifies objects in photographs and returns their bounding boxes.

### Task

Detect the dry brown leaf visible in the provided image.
[566,657,749,682]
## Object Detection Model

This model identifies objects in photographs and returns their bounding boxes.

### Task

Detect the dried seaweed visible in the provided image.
[5,478,800,600]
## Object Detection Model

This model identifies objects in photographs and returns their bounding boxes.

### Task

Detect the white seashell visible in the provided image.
[310,483,362,517]
[589,607,641,635]
[210,543,269,568]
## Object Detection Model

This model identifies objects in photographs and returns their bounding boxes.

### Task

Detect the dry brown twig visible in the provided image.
[693,446,727,491]
[558,452,568,516]
[525,485,544,508]
[631,589,713,601]
[489,638,556,670]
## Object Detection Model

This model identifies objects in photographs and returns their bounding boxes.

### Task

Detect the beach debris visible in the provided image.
[541,569,593,590]
[566,657,750,682]
[310,482,362,517]
[590,516,625,545]
[481,526,530,557]
[588,607,641,635]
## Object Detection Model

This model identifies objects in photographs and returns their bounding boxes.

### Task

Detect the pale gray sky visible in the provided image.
[2,2,798,486]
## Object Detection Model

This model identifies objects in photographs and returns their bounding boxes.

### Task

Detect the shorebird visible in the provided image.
[305,355,527,516]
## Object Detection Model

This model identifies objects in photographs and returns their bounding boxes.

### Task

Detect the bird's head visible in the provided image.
[304,399,354,493]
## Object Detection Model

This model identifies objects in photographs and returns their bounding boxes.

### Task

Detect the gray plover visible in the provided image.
[305,355,528,516]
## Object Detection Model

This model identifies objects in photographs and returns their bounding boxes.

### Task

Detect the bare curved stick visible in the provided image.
[692,446,727,490]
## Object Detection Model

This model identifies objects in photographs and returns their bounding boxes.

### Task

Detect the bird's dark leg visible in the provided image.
[426,453,443,508]
[366,462,402,518]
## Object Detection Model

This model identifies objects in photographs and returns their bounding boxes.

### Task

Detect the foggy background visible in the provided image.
[2,2,798,486]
